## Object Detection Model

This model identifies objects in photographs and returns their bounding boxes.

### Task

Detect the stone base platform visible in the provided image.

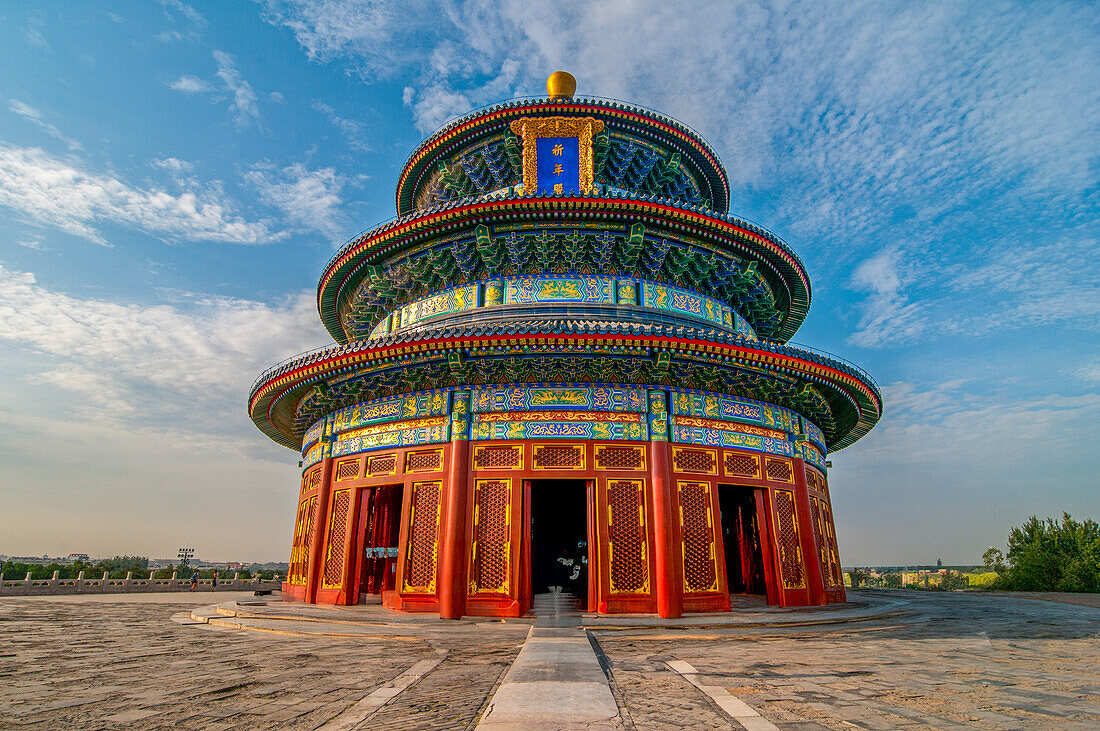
[174,592,908,638]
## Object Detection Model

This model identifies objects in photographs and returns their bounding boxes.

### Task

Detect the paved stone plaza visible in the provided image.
[1,590,1097,729]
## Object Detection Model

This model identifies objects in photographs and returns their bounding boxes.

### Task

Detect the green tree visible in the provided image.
[881,572,903,589]
[992,513,1100,592]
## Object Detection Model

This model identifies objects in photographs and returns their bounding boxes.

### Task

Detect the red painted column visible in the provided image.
[793,457,827,606]
[437,391,471,619]
[650,439,683,618]
[437,439,470,619]
[305,452,335,604]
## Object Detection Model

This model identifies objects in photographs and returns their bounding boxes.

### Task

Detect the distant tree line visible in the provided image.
[0,556,280,581]
[848,569,970,591]
[983,513,1100,593]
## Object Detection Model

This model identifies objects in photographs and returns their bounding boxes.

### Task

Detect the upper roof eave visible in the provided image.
[317,191,811,344]
[395,96,731,217]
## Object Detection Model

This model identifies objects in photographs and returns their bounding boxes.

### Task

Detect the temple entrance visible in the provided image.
[529,479,589,601]
[355,485,402,602]
[718,485,767,595]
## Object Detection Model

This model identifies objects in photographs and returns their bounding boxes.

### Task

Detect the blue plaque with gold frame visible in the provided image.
[509,116,605,195]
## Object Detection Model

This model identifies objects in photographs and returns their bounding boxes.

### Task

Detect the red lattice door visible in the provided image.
[677,481,720,593]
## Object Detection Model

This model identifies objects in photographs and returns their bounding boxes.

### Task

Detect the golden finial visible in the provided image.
[546,71,577,100]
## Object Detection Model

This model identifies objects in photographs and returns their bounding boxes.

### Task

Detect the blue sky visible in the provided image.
[1,1,1096,564]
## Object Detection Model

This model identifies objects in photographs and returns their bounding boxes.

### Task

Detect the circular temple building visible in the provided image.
[249,74,882,618]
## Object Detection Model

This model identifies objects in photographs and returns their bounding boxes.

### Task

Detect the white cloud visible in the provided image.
[245,161,348,241]
[846,248,926,347]
[402,84,474,134]
[259,0,437,68]
[1077,362,1100,385]
[947,237,1100,333]
[213,51,260,127]
[151,157,194,173]
[8,99,81,150]
[0,265,328,428]
[169,75,212,93]
[0,144,276,245]
[262,1,1098,229]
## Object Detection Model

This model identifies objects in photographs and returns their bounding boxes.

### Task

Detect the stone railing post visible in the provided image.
[24,572,33,596]
[75,571,85,592]
[49,571,60,594]
[233,572,241,589]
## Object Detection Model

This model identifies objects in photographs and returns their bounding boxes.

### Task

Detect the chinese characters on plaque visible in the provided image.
[535,136,580,194]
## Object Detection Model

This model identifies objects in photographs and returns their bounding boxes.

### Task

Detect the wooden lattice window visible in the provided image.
[288,495,315,585]
[403,481,441,593]
[301,466,322,494]
[724,452,760,479]
[469,479,511,594]
[673,448,717,475]
[532,444,584,470]
[300,496,318,582]
[367,454,397,475]
[765,458,794,483]
[607,479,649,594]
[821,501,843,588]
[809,497,832,591]
[405,449,443,473]
[678,481,718,592]
[773,489,805,589]
[334,458,361,482]
[595,446,645,471]
[473,445,523,469]
[322,490,351,588]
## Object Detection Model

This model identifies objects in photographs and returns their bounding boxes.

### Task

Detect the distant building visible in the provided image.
[248,73,882,619]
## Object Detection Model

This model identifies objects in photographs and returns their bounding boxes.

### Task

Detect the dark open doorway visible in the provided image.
[356,485,402,601]
[718,485,767,595]
[530,479,589,601]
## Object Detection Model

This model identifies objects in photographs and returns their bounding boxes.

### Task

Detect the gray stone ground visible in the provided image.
[0,590,1097,729]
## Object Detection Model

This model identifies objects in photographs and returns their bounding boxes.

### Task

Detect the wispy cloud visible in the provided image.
[16,237,46,251]
[311,100,371,152]
[846,248,926,348]
[157,0,206,28]
[0,264,327,433]
[213,51,260,127]
[169,75,211,93]
[0,145,276,246]
[245,161,348,241]
[23,26,49,50]
[262,1,1100,255]
[8,99,81,151]
[151,157,194,173]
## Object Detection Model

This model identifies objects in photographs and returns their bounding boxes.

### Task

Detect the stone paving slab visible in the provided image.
[2,590,1098,729]
[477,626,621,730]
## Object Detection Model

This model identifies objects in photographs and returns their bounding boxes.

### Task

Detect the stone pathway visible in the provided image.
[477,593,621,729]
[1,590,1098,729]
